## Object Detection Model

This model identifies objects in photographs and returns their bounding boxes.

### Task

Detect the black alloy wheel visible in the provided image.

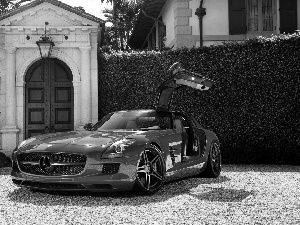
[134,145,165,195]
[202,141,221,178]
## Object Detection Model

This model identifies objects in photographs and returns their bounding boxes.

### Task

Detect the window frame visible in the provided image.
[246,0,277,34]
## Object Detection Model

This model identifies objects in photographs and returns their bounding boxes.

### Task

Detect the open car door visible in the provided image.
[156,62,214,110]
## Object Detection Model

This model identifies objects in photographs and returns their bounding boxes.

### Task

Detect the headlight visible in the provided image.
[12,138,35,158]
[101,139,136,159]
[17,140,27,150]
[16,138,36,150]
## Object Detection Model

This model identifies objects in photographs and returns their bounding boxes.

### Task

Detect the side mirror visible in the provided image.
[83,122,93,131]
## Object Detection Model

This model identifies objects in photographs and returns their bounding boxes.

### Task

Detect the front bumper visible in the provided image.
[11,158,138,192]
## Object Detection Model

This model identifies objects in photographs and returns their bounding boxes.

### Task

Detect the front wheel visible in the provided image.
[133,145,165,195]
[202,141,221,178]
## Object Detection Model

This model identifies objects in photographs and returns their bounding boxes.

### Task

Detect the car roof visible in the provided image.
[113,109,172,113]
[112,109,193,117]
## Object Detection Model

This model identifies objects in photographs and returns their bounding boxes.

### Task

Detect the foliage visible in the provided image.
[98,34,300,165]
[101,0,144,50]
[73,6,85,12]
[0,0,31,15]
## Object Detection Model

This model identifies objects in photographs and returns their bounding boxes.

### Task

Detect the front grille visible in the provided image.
[52,165,85,175]
[102,163,120,174]
[17,152,86,176]
[20,164,85,176]
[22,181,86,190]
[18,153,86,163]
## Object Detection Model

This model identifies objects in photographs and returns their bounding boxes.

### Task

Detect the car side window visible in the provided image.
[156,112,172,129]
[137,112,172,130]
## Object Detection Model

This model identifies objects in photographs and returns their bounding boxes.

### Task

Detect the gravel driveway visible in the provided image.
[1,165,300,225]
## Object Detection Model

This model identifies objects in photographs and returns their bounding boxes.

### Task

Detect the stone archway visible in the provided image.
[0,0,101,155]
[15,49,82,142]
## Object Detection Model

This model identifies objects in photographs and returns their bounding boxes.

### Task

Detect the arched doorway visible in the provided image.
[25,58,74,138]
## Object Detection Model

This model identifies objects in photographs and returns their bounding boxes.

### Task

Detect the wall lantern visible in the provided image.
[36,22,55,58]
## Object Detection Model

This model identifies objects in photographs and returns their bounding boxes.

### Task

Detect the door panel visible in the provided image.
[194,128,206,158]
[49,59,73,134]
[28,109,45,124]
[166,131,183,172]
[26,60,50,138]
[29,65,44,82]
[28,88,44,102]
[25,59,73,138]
[55,87,71,102]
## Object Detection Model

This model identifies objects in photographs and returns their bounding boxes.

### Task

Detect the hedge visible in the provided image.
[98,34,300,164]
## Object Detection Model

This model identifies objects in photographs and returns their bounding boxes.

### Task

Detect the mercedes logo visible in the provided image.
[39,156,53,172]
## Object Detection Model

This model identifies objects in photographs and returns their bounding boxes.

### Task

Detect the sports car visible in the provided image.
[11,63,221,195]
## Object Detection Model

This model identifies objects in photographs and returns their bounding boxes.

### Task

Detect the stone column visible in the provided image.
[174,0,193,48]
[0,47,20,155]
[79,46,92,127]
[5,47,17,128]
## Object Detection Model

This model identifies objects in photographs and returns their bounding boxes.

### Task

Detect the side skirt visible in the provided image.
[165,159,206,183]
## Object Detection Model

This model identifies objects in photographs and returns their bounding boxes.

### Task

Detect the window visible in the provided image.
[145,17,166,50]
[246,0,276,33]
[229,0,297,35]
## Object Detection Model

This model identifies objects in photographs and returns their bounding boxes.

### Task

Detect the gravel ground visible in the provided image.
[1,164,300,225]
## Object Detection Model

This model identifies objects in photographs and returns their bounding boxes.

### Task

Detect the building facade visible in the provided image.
[129,0,300,49]
[0,0,104,155]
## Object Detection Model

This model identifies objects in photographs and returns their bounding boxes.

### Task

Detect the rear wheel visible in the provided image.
[202,141,221,178]
[133,145,165,195]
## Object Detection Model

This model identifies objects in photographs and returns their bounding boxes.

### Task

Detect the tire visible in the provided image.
[202,140,221,178]
[133,144,166,195]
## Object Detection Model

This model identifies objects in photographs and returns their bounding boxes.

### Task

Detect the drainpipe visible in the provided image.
[195,0,206,47]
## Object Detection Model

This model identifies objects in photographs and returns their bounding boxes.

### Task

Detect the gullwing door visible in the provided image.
[156,62,214,110]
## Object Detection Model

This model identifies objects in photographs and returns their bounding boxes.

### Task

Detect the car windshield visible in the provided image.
[93,110,172,131]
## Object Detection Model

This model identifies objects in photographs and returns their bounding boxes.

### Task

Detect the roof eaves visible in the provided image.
[129,0,167,49]
[0,0,105,24]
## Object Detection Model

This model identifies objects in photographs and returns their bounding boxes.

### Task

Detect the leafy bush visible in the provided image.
[98,34,300,164]
[0,152,11,168]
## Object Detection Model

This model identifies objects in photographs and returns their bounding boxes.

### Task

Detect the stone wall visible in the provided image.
[0,1,102,155]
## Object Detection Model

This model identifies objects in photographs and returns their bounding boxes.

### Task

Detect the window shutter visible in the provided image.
[279,0,297,34]
[229,0,246,35]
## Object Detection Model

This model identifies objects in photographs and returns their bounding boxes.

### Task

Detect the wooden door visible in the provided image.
[25,58,74,138]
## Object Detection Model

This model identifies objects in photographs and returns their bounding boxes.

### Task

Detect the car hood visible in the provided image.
[21,130,146,152]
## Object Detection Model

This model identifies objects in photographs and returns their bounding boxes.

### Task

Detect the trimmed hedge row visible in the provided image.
[98,34,300,164]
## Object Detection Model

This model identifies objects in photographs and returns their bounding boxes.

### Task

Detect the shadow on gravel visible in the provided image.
[7,175,234,206]
[188,187,255,202]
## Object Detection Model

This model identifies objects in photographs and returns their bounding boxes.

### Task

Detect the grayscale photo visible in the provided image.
[0,0,300,224]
